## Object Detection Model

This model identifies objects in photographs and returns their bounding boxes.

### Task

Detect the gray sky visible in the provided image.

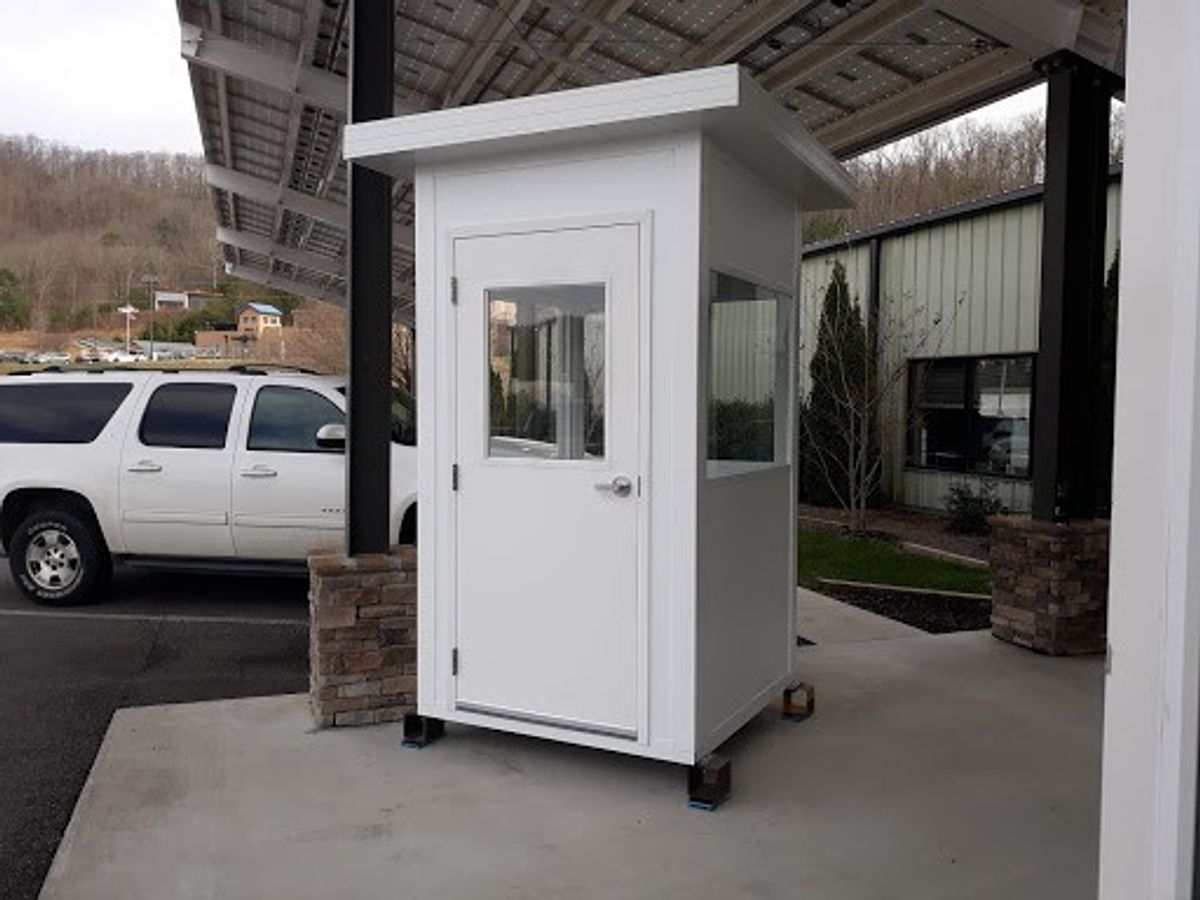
[0,0,202,154]
[0,3,1045,157]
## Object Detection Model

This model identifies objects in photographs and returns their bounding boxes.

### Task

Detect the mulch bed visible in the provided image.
[823,586,992,634]
[798,503,989,562]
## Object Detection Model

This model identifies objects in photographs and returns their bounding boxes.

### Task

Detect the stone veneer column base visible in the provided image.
[308,546,416,728]
[989,516,1110,656]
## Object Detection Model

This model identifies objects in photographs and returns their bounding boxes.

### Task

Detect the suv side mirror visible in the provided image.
[315,423,346,450]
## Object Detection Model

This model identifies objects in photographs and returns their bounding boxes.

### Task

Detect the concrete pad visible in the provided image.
[41,632,1102,900]
[796,585,924,643]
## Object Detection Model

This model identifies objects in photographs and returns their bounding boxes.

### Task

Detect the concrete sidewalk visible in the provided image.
[795,585,923,643]
[41,631,1102,900]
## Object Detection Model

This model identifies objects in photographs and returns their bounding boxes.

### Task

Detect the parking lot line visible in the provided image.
[0,608,307,627]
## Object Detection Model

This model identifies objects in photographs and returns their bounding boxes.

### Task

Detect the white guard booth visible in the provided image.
[344,65,853,774]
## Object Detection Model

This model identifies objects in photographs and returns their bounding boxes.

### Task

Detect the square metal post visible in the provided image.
[346,0,395,555]
[1030,51,1121,522]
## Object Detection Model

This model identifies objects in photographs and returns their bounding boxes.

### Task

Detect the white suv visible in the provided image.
[0,368,417,605]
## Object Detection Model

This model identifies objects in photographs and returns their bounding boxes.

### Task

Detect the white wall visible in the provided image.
[1099,0,1200,895]
[695,140,797,754]
[416,133,704,763]
[799,180,1122,512]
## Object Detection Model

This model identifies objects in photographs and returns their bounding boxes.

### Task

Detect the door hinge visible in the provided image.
[450,276,458,305]
[451,647,459,676]
[451,463,459,491]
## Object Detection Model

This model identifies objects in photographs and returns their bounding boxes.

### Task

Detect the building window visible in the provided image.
[908,355,1033,478]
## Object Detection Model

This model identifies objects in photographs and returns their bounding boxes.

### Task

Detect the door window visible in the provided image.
[140,383,236,449]
[248,386,345,453]
[487,283,606,460]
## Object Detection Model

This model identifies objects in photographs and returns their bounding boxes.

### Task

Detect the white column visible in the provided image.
[1099,1,1200,897]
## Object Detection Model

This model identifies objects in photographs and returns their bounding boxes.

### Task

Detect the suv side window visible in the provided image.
[140,383,237,449]
[248,386,344,453]
[0,383,132,444]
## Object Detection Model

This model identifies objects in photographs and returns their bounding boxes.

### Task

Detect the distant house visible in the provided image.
[237,303,284,338]
[153,289,222,312]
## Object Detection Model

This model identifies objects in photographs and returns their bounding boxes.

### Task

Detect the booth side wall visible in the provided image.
[694,139,798,757]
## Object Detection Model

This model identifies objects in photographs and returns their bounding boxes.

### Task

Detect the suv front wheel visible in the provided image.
[9,507,110,606]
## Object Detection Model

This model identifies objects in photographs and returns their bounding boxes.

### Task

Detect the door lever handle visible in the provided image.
[240,466,278,478]
[594,475,633,497]
[126,460,162,473]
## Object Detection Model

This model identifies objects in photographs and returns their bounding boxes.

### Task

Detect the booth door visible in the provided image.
[453,222,643,740]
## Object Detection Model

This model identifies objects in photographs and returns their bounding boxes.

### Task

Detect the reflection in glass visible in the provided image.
[707,272,789,477]
[907,355,1033,478]
[487,284,605,460]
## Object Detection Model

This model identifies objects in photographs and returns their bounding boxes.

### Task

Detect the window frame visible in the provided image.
[905,351,1036,481]
[705,268,794,480]
[246,384,346,455]
[138,382,239,451]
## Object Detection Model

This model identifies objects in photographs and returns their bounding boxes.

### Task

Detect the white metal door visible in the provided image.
[231,384,346,559]
[119,379,240,557]
[453,222,643,740]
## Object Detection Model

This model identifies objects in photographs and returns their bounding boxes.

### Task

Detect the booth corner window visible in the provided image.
[487,283,606,461]
[706,272,790,479]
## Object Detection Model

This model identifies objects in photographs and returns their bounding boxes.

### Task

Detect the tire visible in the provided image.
[8,507,110,606]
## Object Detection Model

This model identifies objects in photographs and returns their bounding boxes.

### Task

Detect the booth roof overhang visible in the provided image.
[178,0,1127,314]
[342,65,857,207]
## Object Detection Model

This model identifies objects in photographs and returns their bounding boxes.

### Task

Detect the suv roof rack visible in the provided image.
[5,363,328,378]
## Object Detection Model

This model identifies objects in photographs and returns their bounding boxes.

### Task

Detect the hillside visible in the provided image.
[0,135,217,330]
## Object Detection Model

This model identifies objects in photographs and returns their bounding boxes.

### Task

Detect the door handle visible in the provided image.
[240,465,278,478]
[126,460,162,473]
[595,475,633,497]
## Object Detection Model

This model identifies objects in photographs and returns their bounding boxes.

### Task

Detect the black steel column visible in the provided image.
[346,0,394,555]
[1031,51,1120,523]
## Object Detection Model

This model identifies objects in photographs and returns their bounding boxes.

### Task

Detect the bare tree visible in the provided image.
[801,262,960,530]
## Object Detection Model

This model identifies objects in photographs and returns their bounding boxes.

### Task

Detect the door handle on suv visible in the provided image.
[126,460,162,473]
[240,465,278,479]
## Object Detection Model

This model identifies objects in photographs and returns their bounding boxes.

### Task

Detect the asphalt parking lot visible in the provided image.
[0,562,310,900]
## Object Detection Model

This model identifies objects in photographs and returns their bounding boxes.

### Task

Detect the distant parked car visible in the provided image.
[33,352,73,366]
[0,368,417,605]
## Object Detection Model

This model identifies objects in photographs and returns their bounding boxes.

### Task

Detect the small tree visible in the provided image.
[0,268,31,330]
[801,261,958,530]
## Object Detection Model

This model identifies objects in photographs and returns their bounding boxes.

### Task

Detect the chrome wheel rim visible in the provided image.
[25,529,81,591]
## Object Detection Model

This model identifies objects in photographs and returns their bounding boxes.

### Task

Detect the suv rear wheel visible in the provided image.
[9,507,110,606]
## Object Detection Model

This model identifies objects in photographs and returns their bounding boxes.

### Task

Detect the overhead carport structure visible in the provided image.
[177,0,1126,319]
[172,4,1200,898]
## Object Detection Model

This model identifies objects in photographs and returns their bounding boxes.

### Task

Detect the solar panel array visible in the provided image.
[178,0,1125,309]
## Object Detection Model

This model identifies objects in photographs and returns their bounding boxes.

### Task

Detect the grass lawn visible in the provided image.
[798,527,992,595]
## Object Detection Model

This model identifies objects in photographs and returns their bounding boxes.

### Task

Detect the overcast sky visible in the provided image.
[0,2,1046,157]
[0,0,202,154]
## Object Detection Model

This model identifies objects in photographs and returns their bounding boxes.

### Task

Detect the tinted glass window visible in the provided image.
[248,386,344,453]
[0,383,132,444]
[140,383,236,449]
[907,355,1034,478]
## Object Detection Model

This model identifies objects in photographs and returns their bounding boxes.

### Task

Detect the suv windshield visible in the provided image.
[336,385,415,446]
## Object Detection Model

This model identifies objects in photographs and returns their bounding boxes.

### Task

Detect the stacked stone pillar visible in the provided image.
[308,546,417,727]
[989,516,1109,655]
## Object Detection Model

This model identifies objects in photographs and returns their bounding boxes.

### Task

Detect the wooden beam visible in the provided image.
[814,47,1036,158]
[515,0,637,95]
[758,0,925,95]
[441,0,534,107]
[667,0,815,72]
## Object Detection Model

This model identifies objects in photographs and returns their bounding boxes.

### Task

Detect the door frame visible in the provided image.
[446,210,654,744]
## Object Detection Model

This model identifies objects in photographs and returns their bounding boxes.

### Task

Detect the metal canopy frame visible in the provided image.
[177,0,1127,311]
